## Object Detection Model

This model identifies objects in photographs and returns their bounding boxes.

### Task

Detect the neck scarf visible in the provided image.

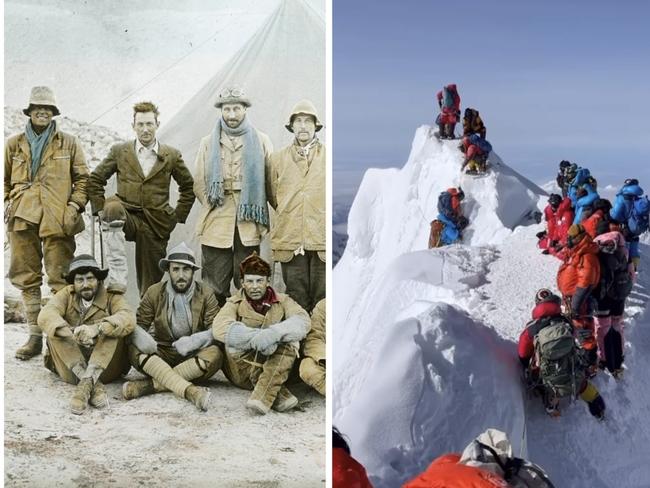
[25,120,56,179]
[246,287,279,315]
[166,279,196,340]
[295,136,319,158]
[205,116,269,227]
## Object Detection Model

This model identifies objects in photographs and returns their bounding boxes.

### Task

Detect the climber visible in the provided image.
[537,193,573,256]
[459,135,492,175]
[462,107,486,139]
[610,178,649,271]
[430,188,468,247]
[435,84,461,139]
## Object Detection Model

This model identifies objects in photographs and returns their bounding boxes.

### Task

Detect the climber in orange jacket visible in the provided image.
[403,453,509,487]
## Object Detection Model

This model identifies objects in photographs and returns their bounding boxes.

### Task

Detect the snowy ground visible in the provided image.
[334,126,650,487]
[4,322,325,487]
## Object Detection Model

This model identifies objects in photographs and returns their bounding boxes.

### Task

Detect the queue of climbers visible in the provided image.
[527,161,648,419]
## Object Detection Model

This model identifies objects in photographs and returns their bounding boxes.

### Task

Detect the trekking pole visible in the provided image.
[90,213,96,259]
[98,216,105,268]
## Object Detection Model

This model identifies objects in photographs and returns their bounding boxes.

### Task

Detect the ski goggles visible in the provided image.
[219,87,246,98]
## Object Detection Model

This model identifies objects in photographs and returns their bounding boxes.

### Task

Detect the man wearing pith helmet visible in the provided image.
[266,99,325,312]
[4,86,89,361]
[212,252,310,415]
[193,86,274,306]
[38,254,135,414]
[123,242,222,411]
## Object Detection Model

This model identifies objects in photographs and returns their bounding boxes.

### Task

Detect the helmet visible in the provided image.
[559,160,571,169]
[548,194,562,207]
[535,288,560,305]
[624,178,639,186]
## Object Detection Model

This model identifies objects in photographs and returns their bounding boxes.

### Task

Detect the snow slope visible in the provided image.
[334,127,650,487]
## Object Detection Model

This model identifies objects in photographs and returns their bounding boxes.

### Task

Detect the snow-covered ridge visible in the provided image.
[334,127,650,487]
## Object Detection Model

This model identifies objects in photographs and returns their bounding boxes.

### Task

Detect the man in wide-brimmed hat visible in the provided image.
[266,99,325,312]
[193,86,274,306]
[5,86,89,361]
[212,252,310,415]
[38,254,135,414]
[88,101,195,296]
[122,242,222,411]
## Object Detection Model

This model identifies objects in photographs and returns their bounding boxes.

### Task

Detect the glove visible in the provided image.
[270,315,310,343]
[225,322,259,352]
[258,343,279,356]
[130,326,158,354]
[172,330,213,356]
[250,327,283,353]
[74,324,100,347]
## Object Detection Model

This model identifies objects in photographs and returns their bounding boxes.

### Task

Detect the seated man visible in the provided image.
[212,252,311,415]
[299,298,325,396]
[122,243,222,411]
[38,254,135,415]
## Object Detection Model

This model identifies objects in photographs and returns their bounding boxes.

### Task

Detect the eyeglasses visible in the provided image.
[219,87,245,98]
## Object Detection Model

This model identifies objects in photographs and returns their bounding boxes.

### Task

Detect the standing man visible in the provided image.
[88,101,195,296]
[38,254,135,414]
[212,253,310,415]
[267,100,325,312]
[122,243,222,411]
[193,86,273,306]
[4,86,89,360]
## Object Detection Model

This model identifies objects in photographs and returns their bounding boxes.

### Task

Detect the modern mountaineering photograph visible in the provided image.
[4,1,325,486]
[332,1,650,487]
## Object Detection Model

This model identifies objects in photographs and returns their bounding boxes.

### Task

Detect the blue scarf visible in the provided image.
[205,117,269,227]
[25,120,56,179]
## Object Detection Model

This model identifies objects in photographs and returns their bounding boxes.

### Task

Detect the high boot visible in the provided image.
[140,354,211,410]
[101,220,128,294]
[15,288,43,360]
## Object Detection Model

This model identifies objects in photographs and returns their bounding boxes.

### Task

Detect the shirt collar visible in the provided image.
[135,138,159,155]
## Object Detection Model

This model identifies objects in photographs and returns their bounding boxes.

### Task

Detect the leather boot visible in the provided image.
[123,378,156,400]
[272,386,299,412]
[70,378,93,415]
[90,381,109,408]
[185,385,211,411]
[15,288,42,360]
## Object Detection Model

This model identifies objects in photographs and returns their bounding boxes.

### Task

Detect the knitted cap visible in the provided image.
[567,224,585,238]
[239,252,271,278]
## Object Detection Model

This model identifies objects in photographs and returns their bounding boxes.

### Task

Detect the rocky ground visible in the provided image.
[4,322,325,487]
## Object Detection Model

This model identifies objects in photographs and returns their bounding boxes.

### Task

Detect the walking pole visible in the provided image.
[98,215,105,268]
[90,212,96,258]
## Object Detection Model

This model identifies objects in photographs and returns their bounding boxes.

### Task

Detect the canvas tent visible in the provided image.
[119,0,325,302]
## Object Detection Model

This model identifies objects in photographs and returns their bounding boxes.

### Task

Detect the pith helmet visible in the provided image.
[285,99,323,133]
[159,242,201,271]
[65,254,109,284]
[23,86,61,116]
[214,85,251,108]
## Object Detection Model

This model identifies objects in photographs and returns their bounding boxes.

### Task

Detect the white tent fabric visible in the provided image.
[121,0,325,301]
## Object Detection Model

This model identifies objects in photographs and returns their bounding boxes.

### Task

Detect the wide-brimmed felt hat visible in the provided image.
[65,254,108,284]
[159,242,201,271]
[23,86,61,116]
[214,85,251,109]
[285,99,323,133]
[239,252,271,278]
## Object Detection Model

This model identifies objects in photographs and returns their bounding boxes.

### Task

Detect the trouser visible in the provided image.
[8,223,75,293]
[201,228,259,306]
[299,357,325,396]
[222,344,297,409]
[594,315,625,368]
[103,199,169,296]
[280,251,325,312]
[44,335,130,385]
[128,343,223,383]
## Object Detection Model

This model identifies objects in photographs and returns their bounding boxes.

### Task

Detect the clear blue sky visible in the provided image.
[334,0,650,194]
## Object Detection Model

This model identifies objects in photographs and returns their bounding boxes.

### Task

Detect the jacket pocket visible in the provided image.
[10,156,29,185]
[62,204,85,236]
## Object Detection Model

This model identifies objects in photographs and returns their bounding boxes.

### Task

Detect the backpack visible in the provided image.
[627,195,650,235]
[442,85,456,109]
[428,220,445,248]
[534,317,583,398]
[468,133,493,154]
